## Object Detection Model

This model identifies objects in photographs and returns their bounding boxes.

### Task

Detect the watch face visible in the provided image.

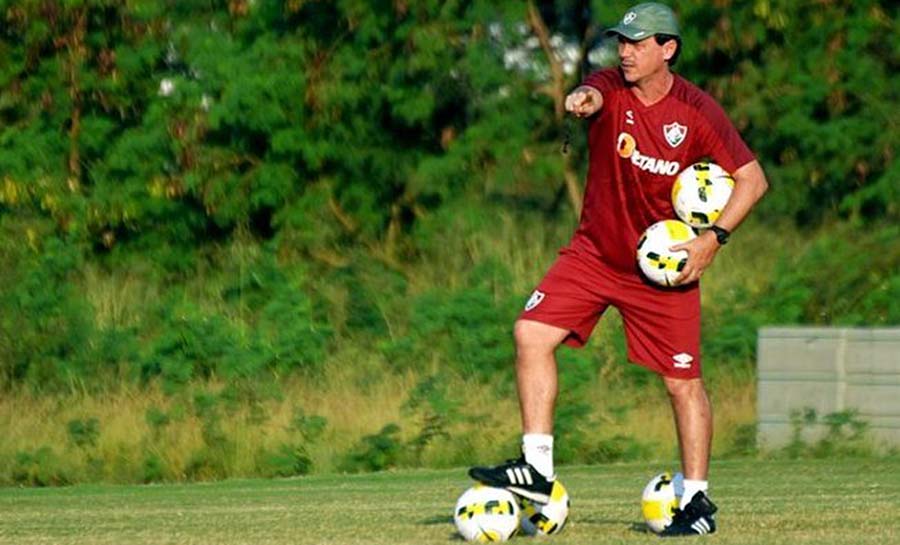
[711,226,729,244]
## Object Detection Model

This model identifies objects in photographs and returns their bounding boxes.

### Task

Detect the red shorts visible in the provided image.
[520,237,701,378]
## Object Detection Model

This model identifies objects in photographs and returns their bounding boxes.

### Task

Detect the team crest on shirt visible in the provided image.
[663,122,688,148]
[524,290,545,311]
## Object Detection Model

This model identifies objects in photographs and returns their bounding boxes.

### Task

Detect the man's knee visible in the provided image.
[514,319,568,356]
[662,376,705,399]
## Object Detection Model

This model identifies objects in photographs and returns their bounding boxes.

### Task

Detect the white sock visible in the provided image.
[680,479,708,509]
[522,433,554,478]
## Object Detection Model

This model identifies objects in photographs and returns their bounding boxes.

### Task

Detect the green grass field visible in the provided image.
[1,458,897,545]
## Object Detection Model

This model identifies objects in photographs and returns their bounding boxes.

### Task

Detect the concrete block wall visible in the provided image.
[757,327,900,448]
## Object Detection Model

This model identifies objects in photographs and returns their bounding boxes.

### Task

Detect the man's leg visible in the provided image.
[469,246,606,502]
[663,376,712,479]
[662,376,712,496]
[515,319,570,434]
[658,375,719,536]
[467,319,570,503]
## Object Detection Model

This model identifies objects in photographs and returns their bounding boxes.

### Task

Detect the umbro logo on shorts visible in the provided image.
[524,290,545,311]
[672,352,694,369]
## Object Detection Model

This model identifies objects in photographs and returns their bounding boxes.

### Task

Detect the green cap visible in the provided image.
[605,2,680,40]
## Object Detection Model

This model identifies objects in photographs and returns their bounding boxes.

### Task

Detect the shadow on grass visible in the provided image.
[629,522,653,534]
[422,513,650,538]
[420,515,453,525]
[574,517,650,533]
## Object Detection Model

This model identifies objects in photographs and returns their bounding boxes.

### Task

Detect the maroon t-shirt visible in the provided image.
[574,67,755,274]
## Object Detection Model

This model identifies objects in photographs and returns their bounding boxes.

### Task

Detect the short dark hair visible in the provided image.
[655,34,681,66]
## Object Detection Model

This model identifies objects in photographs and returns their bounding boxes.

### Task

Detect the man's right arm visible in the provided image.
[565,86,604,118]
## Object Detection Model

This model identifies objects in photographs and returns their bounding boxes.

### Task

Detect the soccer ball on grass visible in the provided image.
[453,484,520,542]
[519,481,570,536]
[641,471,683,534]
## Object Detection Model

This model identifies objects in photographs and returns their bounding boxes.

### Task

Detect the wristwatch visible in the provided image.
[709,225,731,245]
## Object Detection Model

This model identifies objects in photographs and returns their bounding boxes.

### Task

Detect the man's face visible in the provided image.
[617,35,672,83]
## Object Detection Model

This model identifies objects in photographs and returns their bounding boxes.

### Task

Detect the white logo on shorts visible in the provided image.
[524,290,545,312]
[673,353,694,369]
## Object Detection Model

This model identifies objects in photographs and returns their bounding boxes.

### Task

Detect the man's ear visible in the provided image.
[662,40,677,62]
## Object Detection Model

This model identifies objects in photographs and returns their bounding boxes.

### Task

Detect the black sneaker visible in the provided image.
[659,491,717,537]
[468,457,555,504]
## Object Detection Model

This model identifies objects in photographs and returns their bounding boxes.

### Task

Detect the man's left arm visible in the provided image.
[672,159,769,285]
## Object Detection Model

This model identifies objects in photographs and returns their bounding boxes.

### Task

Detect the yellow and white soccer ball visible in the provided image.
[454,484,520,542]
[636,220,697,287]
[671,162,735,229]
[519,481,570,536]
[641,472,683,534]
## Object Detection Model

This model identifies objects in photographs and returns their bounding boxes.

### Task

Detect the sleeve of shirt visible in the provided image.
[696,98,755,174]
[581,68,624,97]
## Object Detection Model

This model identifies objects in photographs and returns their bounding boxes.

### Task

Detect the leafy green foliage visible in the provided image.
[762,224,900,325]
[0,237,94,391]
[700,222,899,372]
[141,454,168,484]
[0,0,896,483]
[383,260,519,379]
[135,253,332,392]
[0,0,900,396]
[341,423,404,473]
[676,0,898,224]
[780,408,875,459]
[402,374,461,462]
[258,407,327,477]
[725,423,759,458]
[259,444,313,478]
[67,417,100,449]
[290,408,328,443]
[10,446,71,487]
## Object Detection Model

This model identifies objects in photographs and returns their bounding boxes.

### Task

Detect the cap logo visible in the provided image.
[623,11,637,24]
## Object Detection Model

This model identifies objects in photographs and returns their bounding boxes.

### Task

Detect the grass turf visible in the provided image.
[1,458,897,545]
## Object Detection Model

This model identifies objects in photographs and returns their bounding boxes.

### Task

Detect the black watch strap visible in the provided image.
[710,225,731,245]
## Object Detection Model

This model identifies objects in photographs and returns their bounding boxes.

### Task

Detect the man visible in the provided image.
[468,2,768,537]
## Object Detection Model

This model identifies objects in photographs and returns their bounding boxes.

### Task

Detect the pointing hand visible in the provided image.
[565,87,602,117]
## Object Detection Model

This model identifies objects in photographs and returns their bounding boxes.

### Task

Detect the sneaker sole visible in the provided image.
[660,516,716,537]
[468,469,551,504]
[506,486,550,504]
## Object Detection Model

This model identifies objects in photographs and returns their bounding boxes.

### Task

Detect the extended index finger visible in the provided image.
[565,92,585,111]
